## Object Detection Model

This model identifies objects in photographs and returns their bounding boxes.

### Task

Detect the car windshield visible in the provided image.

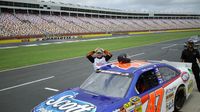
[80,71,132,98]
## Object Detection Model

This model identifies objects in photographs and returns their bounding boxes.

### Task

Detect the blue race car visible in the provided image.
[32,60,194,112]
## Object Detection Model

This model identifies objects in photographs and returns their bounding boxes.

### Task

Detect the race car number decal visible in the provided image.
[143,88,164,112]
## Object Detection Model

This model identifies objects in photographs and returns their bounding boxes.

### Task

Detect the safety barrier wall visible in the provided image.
[0,28,200,44]
[80,34,112,38]
[0,38,38,44]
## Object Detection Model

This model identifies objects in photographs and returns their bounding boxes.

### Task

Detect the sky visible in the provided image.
[47,0,200,14]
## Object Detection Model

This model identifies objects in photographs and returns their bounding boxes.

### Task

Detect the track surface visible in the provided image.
[0,38,200,112]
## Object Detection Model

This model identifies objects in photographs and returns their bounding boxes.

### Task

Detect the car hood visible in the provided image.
[32,88,121,112]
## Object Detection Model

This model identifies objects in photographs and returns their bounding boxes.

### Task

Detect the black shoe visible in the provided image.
[198,87,200,92]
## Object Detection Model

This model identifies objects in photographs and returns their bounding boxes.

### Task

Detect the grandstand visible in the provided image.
[0,0,200,40]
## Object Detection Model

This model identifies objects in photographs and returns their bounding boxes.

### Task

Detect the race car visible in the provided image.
[184,35,200,49]
[32,60,194,112]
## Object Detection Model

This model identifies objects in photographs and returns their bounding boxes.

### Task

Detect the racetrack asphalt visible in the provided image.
[0,38,200,112]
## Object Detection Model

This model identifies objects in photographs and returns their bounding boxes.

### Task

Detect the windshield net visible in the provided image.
[80,72,132,98]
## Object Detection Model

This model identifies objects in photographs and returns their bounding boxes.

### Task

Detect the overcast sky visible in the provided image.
[50,0,200,14]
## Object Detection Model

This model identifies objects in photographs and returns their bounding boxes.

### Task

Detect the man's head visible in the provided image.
[187,41,194,50]
[117,53,131,63]
[95,48,104,58]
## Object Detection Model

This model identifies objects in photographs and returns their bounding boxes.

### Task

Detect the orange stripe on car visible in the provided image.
[141,94,149,104]
[113,60,150,69]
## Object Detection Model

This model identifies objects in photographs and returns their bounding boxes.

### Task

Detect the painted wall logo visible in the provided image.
[34,91,96,112]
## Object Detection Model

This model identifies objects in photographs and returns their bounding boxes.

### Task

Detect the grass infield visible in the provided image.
[0,31,200,71]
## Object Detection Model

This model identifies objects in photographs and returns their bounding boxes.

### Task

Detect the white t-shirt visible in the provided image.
[93,57,108,70]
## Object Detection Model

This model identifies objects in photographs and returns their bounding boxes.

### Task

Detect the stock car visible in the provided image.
[184,35,200,49]
[32,60,194,112]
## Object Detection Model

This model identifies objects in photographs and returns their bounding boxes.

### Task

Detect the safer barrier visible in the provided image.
[1,28,200,44]
[128,28,200,35]
[80,34,112,38]
[0,38,41,44]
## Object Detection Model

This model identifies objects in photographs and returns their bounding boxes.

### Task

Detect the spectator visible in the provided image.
[86,48,112,70]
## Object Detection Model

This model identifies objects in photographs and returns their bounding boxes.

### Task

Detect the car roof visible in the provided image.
[100,60,158,74]
[189,35,200,39]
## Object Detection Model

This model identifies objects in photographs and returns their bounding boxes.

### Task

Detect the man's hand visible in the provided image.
[104,50,109,54]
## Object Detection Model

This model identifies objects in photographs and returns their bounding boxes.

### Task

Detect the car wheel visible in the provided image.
[174,86,186,111]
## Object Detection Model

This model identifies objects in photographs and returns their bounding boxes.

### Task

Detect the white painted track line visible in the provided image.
[128,53,145,58]
[40,43,51,45]
[0,76,55,92]
[21,44,38,47]
[161,44,177,49]
[0,56,82,73]
[45,87,59,92]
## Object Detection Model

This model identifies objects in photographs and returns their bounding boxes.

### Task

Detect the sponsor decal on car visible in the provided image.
[166,99,174,111]
[118,96,142,112]
[188,80,194,93]
[181,72,190,82]
[165,87,176,111]
[34,91,96,112]
[155,68,164,84]
[38,108,53,112]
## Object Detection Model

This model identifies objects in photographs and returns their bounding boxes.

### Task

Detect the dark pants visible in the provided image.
[192,63,200,92]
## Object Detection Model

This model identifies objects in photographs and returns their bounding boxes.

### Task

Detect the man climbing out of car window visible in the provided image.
[86,48,112,70]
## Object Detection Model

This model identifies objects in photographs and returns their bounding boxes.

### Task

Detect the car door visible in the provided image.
[135,68,165,112]
[157,66,181,112]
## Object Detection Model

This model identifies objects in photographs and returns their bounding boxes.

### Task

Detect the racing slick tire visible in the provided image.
[174,86,186,111]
